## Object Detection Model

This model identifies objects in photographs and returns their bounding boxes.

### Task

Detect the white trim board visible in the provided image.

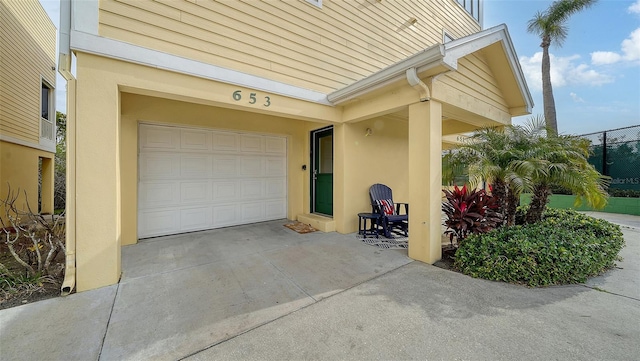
[1,134,56,154]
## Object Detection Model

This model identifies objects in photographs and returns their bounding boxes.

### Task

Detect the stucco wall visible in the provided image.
[334,117,409,233]
[0,141,54,223]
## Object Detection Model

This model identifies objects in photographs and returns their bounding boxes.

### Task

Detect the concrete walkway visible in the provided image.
[1,213,639,360]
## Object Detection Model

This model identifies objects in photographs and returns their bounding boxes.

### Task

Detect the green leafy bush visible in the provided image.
[454,208,624,287]
[442,185,502,244]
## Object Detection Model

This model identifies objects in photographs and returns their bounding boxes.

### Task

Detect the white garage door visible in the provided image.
[138,124,287,238]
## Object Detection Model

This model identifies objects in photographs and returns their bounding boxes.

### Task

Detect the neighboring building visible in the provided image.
[58,0,532,292]
[0,0,56,223]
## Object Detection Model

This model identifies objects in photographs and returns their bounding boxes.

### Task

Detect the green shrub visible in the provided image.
[454,209,625,287]
[608,188,640,198]
[442,185,502,244]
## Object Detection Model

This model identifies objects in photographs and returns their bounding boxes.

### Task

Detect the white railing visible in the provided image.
[41,118,54,141]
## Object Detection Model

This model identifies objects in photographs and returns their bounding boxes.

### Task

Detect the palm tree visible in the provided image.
[450,127,531,226]
[527,0,597,134]
[523,136,609,223]
[447,118,609,226]
[510,118,609,223]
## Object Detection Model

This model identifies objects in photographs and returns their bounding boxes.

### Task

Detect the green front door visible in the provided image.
[311,127,333,216]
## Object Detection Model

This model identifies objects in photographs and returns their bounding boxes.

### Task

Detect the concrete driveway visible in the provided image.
[1,214,638,361]
[0,220,412,361]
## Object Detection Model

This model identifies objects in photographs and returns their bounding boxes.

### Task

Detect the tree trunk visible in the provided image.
[505,189,519,227]
[491,178,508,226]
[541,37,558,135]
[526,184,552,224]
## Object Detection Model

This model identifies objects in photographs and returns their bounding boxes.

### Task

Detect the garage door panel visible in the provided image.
[213,204,238,227]
[265,137,286,154]
[212,181,240,201]
[241,202,265,223]
[266,178,286,198]
[181,154,212,178]
[240,134,264,153]
[139,124,287,238]
[140,154,180,180]
[265,199,287,219]
[139,209,180,237]
[181,129,210,151]
[266,157,286,176]
[213,133,239,152]
[139,182,180,209]
[140,126,179,151]
[212,155,238,178]
[180,181,211,204]
[241,179,264,199]
[240,157,264,177]
[180,206,212,232]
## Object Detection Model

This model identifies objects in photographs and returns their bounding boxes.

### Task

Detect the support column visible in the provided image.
[408,101,442,264]
[332,123,347,233]
[40,156,54,214]
[74,54,121,291]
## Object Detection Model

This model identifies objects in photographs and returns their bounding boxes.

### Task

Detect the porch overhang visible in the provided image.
[327,24,533,116]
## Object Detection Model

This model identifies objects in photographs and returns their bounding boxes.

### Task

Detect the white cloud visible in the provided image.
[590,27,640,65]
[621,28,640,62]
[520,52,613,91]
[569,92,585,103]
[591,51,622,65]
[629,0,640,14]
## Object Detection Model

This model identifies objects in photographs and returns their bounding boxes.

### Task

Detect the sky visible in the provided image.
[485,0,640,135]
[39,0,640,136]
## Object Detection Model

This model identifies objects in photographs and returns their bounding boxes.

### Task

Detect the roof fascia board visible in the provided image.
[327,45,446,104]
[69,30,331,105]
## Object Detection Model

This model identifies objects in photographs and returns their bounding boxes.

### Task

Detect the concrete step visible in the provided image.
[297,213,335,232]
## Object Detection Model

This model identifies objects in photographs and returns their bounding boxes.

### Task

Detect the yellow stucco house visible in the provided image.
[0,0,56,224]
[58,0,532,292]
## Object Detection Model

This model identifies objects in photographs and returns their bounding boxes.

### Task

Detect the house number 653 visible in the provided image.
[232,90,271,107]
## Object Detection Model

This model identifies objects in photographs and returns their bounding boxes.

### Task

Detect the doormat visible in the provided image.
[284,222,317,234]
[357,234,408,249]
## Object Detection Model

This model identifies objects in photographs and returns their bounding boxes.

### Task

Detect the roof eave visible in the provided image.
[444,24,534,114]
[327,44,446,105]
[328,24,534,114]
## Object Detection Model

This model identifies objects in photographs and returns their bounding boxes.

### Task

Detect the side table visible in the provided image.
[358,212,381,238]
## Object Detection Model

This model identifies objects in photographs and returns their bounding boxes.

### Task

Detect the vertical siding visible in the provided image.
[98,0,480,93]
[0,0,56,144]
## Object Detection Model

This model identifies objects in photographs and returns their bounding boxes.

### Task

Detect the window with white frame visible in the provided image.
[41,80,54,141]
[456,0,481,23]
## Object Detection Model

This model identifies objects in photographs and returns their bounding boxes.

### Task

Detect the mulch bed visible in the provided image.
[433,246,458,272]
[0,236,65,310]
[0,281,62,310]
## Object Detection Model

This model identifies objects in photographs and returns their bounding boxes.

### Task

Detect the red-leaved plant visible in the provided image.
[442,185,502,246]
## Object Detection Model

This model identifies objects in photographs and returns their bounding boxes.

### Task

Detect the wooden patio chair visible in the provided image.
[369,183,408,238]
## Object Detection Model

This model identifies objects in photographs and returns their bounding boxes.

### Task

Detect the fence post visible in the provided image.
[602,131,608,176]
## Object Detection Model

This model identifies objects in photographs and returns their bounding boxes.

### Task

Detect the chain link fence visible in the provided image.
[579,125,640,192]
